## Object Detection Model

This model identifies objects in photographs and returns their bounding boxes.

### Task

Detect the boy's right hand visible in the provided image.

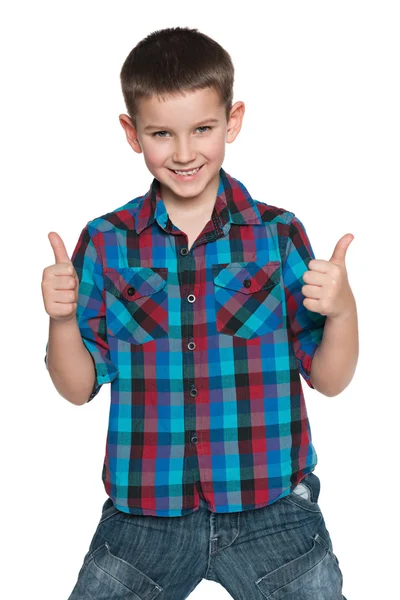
[42,232,80,322]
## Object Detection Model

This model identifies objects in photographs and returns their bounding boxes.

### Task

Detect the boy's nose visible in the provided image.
[172,141,197,164]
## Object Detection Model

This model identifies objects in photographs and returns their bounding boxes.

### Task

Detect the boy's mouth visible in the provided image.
[168,164,204,179]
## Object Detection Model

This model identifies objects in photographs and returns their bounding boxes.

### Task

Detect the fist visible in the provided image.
[41,232,79,322]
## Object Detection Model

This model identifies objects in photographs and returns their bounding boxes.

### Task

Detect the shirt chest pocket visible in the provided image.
[212,261,283,339]
[103,266,169,345]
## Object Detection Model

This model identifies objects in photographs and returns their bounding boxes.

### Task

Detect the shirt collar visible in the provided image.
[134,167,263,235]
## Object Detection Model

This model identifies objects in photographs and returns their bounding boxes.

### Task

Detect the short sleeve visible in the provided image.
[44,223,119,402]
[283,215,327,389]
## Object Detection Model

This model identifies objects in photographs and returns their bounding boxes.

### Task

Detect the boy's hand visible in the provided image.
[41,232,79,322]
[301,233,356,320]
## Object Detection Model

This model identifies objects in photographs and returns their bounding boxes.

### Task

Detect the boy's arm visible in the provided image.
[45,317,97,406]
[44,223,119,405]
[310,298,358,396]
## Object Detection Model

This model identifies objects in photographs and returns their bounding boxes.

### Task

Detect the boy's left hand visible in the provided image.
[301,234,355,319]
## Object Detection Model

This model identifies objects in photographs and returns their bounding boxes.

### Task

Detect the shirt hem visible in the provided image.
[107,466,316,516]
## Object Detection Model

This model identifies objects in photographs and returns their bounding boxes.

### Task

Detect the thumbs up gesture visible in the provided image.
[301,234,355,319]
[41,232,80,322]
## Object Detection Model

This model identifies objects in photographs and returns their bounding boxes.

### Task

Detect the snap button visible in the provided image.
[190,387,198,397]
[188,341,196,350]
[188,294,196,303]
[127,287,135,296]
[191,434,198,445]
[243,279,252,288]
[180,248,188,255]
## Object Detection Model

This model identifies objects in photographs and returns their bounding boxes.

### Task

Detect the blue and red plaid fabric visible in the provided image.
[45,167,326,516]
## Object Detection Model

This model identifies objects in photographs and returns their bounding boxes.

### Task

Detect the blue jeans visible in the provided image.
[68,472,346,599]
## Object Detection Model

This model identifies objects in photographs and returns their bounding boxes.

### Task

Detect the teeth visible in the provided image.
[174,167,200,176]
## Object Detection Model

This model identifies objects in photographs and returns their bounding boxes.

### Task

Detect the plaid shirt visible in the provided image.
[45,167,326,517]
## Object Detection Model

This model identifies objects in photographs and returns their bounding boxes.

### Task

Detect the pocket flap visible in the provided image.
[212,261,280,294]
[255,534,333,597]
[104,267,167,301]
[87,542,163,598]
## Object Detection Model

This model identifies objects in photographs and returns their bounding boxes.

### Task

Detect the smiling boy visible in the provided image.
[43,26,356,599]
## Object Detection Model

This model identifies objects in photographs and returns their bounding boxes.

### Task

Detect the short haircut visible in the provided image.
[120,26,235,129]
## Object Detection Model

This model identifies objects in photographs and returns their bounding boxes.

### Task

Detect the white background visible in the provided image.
[1,1,399,598]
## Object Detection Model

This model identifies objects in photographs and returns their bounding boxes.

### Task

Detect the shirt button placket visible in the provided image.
[180,244,200,454]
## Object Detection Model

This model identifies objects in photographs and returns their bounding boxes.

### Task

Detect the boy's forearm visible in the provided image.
[310,296,359,396]
[45,317,96,406]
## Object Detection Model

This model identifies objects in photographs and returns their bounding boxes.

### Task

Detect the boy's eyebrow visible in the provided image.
[144,118,220,132]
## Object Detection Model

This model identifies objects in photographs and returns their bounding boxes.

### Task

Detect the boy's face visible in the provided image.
[119,87,244,208]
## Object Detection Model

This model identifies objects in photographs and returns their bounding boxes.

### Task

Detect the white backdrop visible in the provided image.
[1,1,399,598]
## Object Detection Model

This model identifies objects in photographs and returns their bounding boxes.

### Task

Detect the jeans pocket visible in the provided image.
[104,266,168,345]
[283,473,322,514]
[212,260,283,339]
[283,492,323,514]
[255,533,343,599]
[68,542,163,600]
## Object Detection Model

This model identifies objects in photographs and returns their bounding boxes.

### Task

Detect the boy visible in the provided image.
[42,26,357,599]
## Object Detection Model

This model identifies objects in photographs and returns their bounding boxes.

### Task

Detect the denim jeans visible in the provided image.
[68,471,346,599]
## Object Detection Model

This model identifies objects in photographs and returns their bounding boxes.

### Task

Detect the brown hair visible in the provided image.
[120,26,235,129]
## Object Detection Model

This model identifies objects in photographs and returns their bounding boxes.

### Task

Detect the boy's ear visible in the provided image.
[226,101,245,144]
[119,114,143,154]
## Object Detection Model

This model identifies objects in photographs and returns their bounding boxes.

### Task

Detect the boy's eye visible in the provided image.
[152,126,212,138]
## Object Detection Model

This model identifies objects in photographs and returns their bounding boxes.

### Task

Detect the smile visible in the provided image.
[168,165,204,179]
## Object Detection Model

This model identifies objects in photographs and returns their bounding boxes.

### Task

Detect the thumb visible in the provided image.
[48,231,71,264]
[329,233,354,266]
